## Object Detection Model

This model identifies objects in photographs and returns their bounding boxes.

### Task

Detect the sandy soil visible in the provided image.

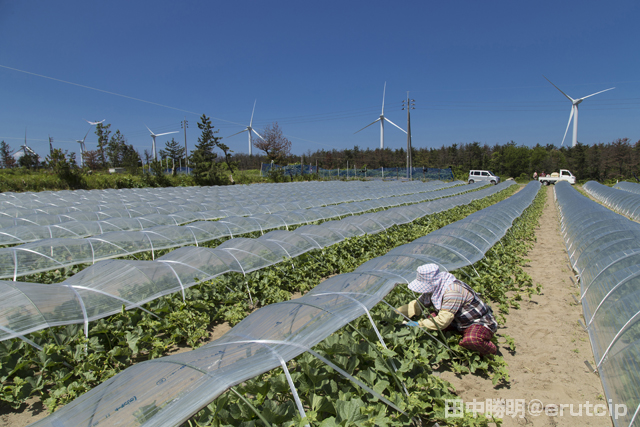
[1,186,613,427]
[440,185,612,426]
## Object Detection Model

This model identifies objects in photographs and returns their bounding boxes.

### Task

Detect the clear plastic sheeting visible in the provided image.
[29,180,539,427]
[0,182,489,278]
[613,181,640,195]
[0,181,465,244]
[372,182,540,277]
[0,181,516,343]
[583,181,640,220]
[555,181,640,427]
[0,180,461,215]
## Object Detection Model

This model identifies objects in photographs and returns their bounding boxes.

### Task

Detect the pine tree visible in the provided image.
[190,114,226,185]
[95,123,111,169]
[0,141,15,168]
[159,138,186,175]
[106,129,126,167]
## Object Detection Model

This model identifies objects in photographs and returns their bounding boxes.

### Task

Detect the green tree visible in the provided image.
[121,145,141,175]
[159,138,186,175]
[95,122,111,168]
[45,148,84,188]
[0,141,15,168]
[18,149,40,170]
[190,114,226,186]
[106,129,126,167]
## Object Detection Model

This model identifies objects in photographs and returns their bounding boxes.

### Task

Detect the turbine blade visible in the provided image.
[155,131,179,137]
[227,129,249,138]
[354,118,381,134]
[250,99,257,126]
[579,87,615,101]
[251,129,265,140]
[384,118,407,134]
[145,125,154,135]
[543,75,575,103]
[561,107,574,147]
[382,82,386,114]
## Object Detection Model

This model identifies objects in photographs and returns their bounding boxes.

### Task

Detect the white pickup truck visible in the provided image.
[538,169,576,185]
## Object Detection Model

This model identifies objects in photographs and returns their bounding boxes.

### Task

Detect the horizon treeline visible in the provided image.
[230,138,640,182]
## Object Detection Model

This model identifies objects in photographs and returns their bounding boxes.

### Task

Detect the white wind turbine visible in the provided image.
[85,119,105,126]
[544,76,615,147]
[227,100,265,155]
[146,126,178,161]
[15,128,37,161]
[79,119,105,167]
[355,82,406,149]
[75,129,91,167]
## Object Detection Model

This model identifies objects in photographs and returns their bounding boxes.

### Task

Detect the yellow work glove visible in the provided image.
[417,310,455,331]
[396,300,423,318]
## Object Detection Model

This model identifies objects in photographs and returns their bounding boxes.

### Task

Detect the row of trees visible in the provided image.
[0,119,293,174]
[230,139,640,183]
[3,116,638,184]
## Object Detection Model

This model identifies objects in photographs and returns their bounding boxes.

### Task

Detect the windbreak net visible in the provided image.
[28,181,539,427]
[0,181,515,343]
[555,181,640,427]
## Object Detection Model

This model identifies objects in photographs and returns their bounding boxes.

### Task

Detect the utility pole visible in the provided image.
[181,117,188,174]
[402,94,415,179]
[48,135,53,155]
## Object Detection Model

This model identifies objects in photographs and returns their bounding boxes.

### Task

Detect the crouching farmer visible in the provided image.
[396,263,498,355]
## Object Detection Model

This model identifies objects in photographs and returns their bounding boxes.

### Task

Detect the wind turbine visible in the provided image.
[15,129,37,162]
[226,100,265,155]
[19,128,34,155]
[75,129,91,167]
[355,82,406,149]
[146,126,178,161]
[85,119,105,126]
[544,76,615,147]
[78,119,105,167]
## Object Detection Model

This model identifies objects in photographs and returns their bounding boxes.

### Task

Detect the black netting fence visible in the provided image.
[261,164,454,181]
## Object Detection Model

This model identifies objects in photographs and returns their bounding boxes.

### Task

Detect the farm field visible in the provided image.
[0,182,623,427]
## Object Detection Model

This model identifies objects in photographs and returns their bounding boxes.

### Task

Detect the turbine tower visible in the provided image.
[227,100,265,155]
[146,126,178,161]
[355,82,406,149]
[544,76,615,147]
[75,129,91,168]
[80,119,105,167]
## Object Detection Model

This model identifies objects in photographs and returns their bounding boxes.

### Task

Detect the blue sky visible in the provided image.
[1,0,639,161]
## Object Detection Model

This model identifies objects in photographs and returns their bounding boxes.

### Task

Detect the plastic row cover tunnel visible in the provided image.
[0,180,458,212]
[613,181,640,195]
[0,180,460,225]
[583,181,640,221]
[0,182,515,343]
[0,182,483,278]
[556,181,640,427]
[0,181,463,243]
[27,181,539,427]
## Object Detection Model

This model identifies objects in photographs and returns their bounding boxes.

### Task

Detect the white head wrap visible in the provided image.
[408,263,456,310]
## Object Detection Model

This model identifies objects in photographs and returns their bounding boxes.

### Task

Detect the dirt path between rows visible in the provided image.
[440,185,611,426]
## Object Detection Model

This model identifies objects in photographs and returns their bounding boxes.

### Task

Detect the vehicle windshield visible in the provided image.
[488,171,495,176]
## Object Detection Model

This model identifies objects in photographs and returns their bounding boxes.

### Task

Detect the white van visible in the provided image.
[468,170,500,185]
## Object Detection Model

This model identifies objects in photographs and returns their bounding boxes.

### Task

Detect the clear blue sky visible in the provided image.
[1,0,639,160]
